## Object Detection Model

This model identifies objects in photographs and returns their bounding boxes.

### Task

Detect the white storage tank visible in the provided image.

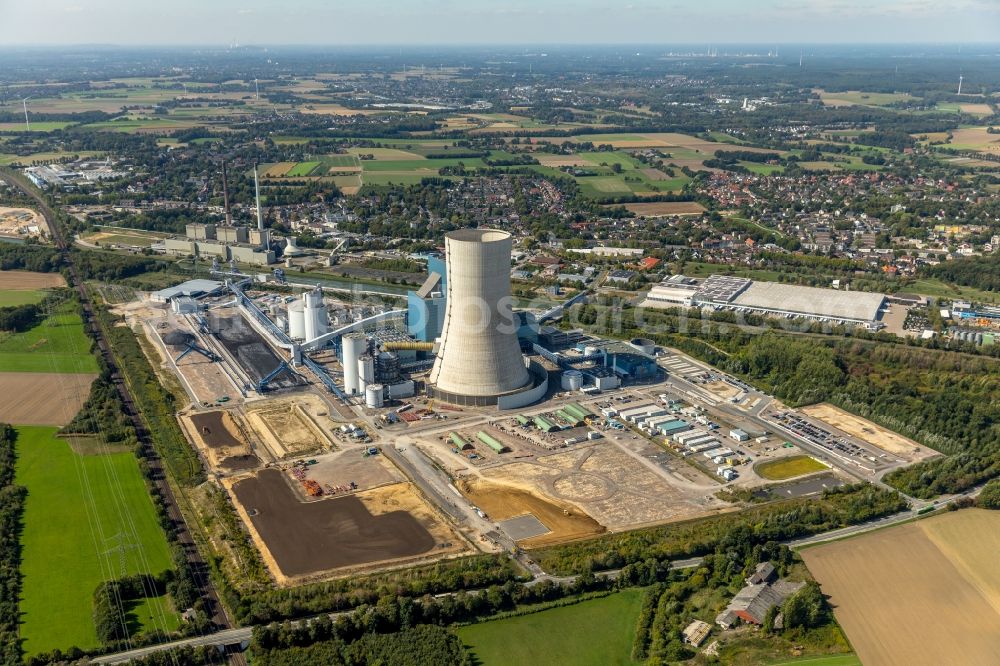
[629,337,656,355]
[288,301,306,340]
[342,332,367,395]
[303,288,327,342]
[561,369,583,391]
[359,354,375,391]
[365,384,384,408]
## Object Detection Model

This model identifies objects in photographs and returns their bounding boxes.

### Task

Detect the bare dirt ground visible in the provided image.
[621,201,707,216]
[244,394,336,458]
[0,208,47,238]
[0,271,64,289]
[0,372,95,425]
[182,410,258,470]
[803,510,1000,666]
[458,477,604,547]
[478,441,716,531]
[306,449,402,493]
[230,470,465,583]
[799,403,933,460]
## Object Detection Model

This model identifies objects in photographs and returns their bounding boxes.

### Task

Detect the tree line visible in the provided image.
[0,425,25,666]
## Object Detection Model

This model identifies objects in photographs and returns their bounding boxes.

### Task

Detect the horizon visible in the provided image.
[2,0,998,46]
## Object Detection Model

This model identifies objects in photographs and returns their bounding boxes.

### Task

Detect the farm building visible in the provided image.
[716,577,805,627]
[746,562,776,586]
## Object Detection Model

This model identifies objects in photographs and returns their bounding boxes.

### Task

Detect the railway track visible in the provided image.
[2,169,231,628]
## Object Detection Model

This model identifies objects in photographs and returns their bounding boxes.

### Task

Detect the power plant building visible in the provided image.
[407,256,447,342]
[428,229,544,408]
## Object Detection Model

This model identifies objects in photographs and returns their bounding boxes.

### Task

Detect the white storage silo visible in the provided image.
[342,332,367,395]
[303,288,327,342]
[561,369,583,391]
[288,301,306,340]
[365,384,384,408]
[358,354,375,392]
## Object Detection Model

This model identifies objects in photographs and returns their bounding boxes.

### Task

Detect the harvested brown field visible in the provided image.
[0,372,95,426]
[799,403,932,460]
[802,510,1000,666]
[535,154,592,167]
[262,162,296,177]
[948,126,1000,153]
[639,168,671,181]
[232,469,460,580]
[959,103,994,116]
[0,271,65,290]
[620,201,707,217]
[458,477,604,547]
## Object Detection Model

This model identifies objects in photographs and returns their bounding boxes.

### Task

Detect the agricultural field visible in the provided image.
[15,426,176,654]
[286,161,321,177]
[816,89,914,107]
[0,121,76,132]
[940,126,1000,155]
[756,455,829,480]
[0,372,96,426]
[0,301,100,374]
[802,509,1000,666]
[457,590,644,666]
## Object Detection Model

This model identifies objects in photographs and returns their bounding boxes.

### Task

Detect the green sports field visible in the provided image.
[457,590,643,666]
[15,426,175,654]
[0,302,100,374]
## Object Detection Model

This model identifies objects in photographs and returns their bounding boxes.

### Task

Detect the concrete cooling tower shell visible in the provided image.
[429,229,530,401]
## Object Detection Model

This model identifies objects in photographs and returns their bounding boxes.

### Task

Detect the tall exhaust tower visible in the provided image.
[429,229,530,403]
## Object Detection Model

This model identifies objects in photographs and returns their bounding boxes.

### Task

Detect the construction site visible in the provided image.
[108,226,933,587]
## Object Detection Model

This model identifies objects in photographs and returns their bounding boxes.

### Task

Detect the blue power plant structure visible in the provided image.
[407,255,447,342]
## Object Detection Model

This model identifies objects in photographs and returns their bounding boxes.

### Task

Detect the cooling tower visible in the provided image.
[429,229,530,402]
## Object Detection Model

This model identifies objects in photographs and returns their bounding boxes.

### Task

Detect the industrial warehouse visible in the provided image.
[641,274,889,329]
[109,225,930,586]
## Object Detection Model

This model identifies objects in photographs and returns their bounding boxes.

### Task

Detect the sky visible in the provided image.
[0,0,998,46]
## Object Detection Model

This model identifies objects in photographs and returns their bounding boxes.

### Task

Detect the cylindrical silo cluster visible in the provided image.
[429,229,530,401]
[342,332,367,395]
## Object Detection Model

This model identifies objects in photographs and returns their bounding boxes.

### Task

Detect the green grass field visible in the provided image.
[287,161,321,176]
[15,426,175,654]
[756,455,828,480]
[0,121,76,132]
[457,591,643,666]
[0,302,99,374]
[0,289,46,306]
